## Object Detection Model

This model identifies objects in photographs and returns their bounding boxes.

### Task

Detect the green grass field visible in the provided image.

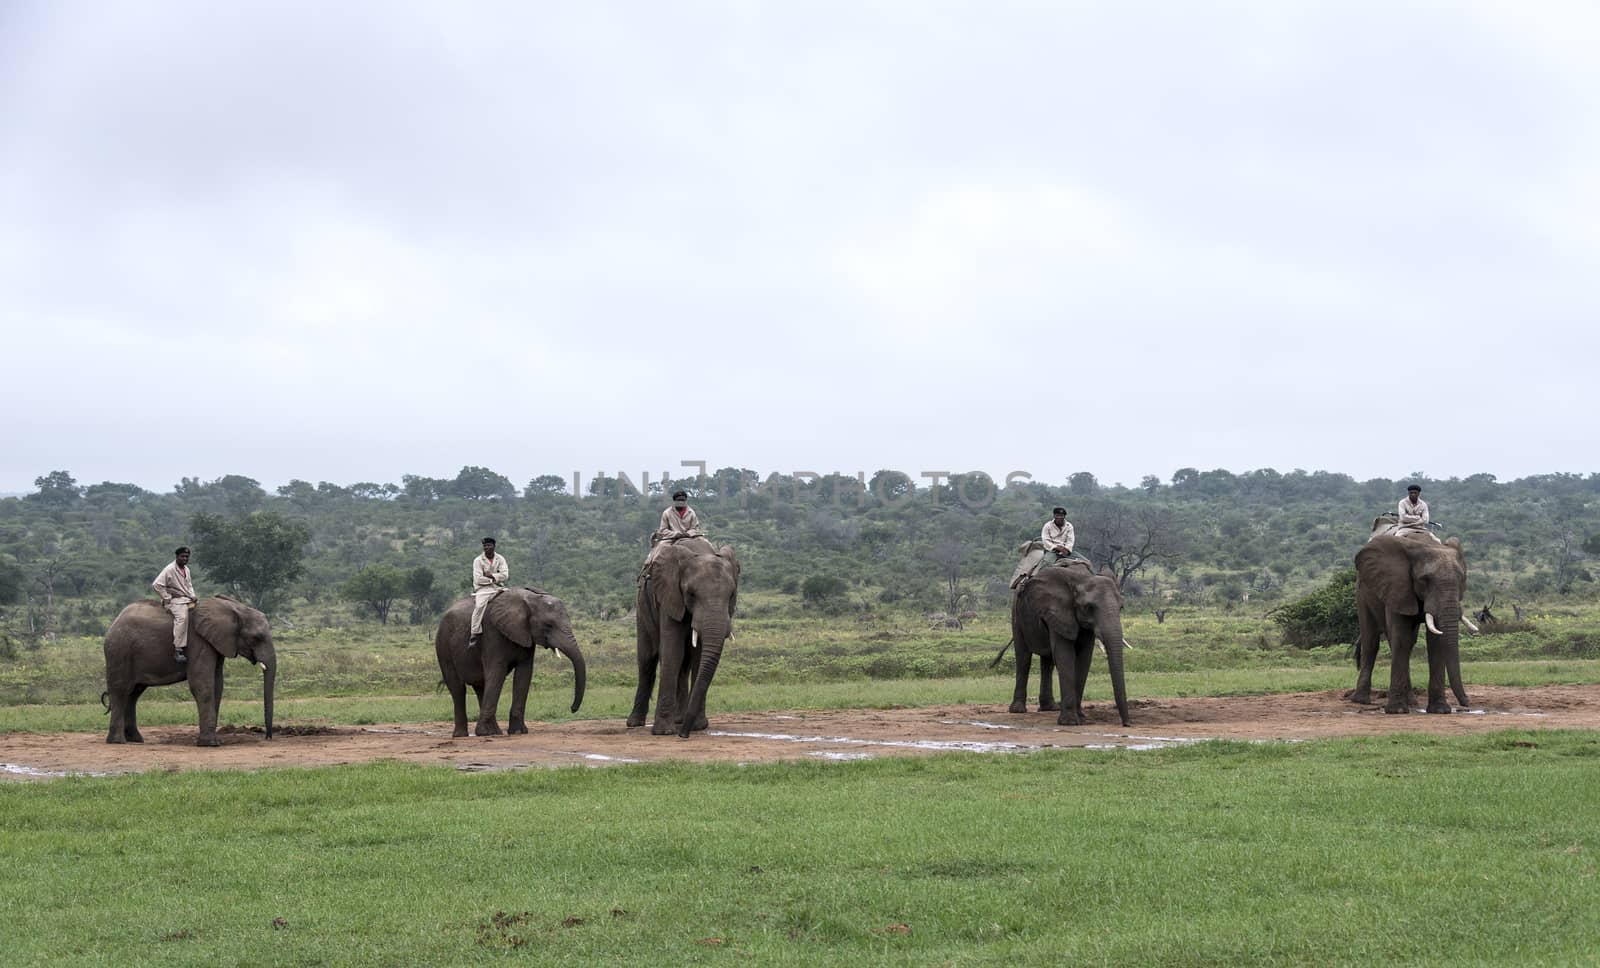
[3,735,1598,965]
[4,601,1600,965]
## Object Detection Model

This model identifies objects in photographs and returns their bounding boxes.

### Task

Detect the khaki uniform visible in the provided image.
[470,552,509,635]
[1398,497,1430,529]
[152,561,197,651]
[645,505,705,567]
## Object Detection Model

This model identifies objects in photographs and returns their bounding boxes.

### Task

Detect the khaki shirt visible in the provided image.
[1042,518,1075,553]
[473,553,509,590]
[1398,497,1430,528]
[653,505,704,543]
[153,561,196,604]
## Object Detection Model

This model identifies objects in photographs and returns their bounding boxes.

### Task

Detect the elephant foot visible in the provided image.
[475,722,503,737]
[677,726,692,739]
[452,727,469,738]
[106,734,125,745]
[1039,701,1060,712]
[196,736,222,748]
[626,710,647,727]
[126,732,144,743]
[1425,701,1452,715]
[689,715,708,732]
[1382,703,1410,715]
[508,721,528,735]
[1350,689,1374,705]
[1119,718,1132,727]
[1007,701,1027,714]
[650,721,675,736]
[1056,713,1083,726]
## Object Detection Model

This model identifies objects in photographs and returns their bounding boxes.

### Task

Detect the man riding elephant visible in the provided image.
[468,537,508,648]
[640,490,706,582]
[152,546,197,664]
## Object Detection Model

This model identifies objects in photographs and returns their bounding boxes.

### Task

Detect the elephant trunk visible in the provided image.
[1427,587,1470,709]
[260,649,276,741]
[1099,616,1131,727]
[681,614,730,738]
[552,632,587,713]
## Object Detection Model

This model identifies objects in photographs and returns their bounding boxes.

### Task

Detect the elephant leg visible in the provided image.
[628,646,657,729]
[652,626,685,735]
[1009,646,1034,713]
[1384,618,1419,714]
[125,684,147,743]
[190,651,221,746]
[1037,653,1059,712]
[105,688,129,744]
[506,655,533,734]
[442,664,471,738]
[1072,634,1094,723]
[475,660,509,736]
[1351,605,1382,705]
[1423,632,1451,714]
[1051,633,1081,726]
[675,639,698,727]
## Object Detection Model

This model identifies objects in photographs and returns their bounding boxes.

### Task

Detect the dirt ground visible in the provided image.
[5,684,1599,780]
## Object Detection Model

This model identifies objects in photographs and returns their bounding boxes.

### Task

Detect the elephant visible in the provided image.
[1008,562,1131,726]
[1351,533,1471,714]
[101,595,276,746]
[629,537,739,737]
[435,587,587,737]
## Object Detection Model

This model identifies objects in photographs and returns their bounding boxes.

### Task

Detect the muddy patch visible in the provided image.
[3,684,1599,779]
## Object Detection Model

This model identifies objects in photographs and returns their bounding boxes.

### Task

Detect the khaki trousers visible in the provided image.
[166,601,191,651]
[470,588,503,635]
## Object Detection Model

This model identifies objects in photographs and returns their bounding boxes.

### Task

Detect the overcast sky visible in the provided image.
[2,1,1595,496]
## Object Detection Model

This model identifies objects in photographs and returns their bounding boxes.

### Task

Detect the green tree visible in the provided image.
[526,475,569,496]
[0,557,23,605]
[189,510,311,610]
[405,566,445,624]
[452,466,516,501]
[30,470,80,505]
[342,565,408,625]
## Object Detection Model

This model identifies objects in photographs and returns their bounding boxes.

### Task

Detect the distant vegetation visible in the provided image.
[1,465,1597,643]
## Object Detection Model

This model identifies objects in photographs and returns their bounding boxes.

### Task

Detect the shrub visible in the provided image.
[1273,568,1359,649]
[801,575,847,604]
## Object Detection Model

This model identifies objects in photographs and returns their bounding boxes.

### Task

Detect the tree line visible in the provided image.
[3,466,1598,641]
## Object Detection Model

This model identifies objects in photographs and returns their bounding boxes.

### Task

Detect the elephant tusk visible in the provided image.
[692,629,700,650]
[726,635,734,647]
[1462,616,1480,633]
[1425,613,1442,636]
[258,662,268,672]
[1122,638,1133,650]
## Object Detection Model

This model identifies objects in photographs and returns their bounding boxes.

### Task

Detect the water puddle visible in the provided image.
[942,720,1021,730]
[810,751,875,761]
[3,762,116,779]
[707,730,1034,754]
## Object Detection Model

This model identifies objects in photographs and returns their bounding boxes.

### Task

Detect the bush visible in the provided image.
[1273,568,1360,649]
[801,575,847,604]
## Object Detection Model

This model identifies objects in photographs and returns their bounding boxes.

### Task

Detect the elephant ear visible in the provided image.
[718,545,739,616]
[653,549,687,623]
[485,590,534,648]
[1034,572,1081,642]
[191,597,241,658]
[1355,539,1418,616]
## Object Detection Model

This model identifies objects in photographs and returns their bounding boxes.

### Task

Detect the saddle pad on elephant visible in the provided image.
[1368,514,1441,544]
[1010,547,1046,588]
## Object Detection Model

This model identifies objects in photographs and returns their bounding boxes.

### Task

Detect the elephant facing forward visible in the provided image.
[102,596,276,746]
[435,588,587,737]
[1009,562,1131,726]
[1352,534,1471,714]
[630,538,739,737]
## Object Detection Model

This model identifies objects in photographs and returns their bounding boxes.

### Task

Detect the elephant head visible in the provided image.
[1355,535,1469,710]
[654,542,739,737]
[191,595,277,739]
[484,587,587,712]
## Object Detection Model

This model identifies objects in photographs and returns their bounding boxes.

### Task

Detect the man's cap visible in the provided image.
[672,490,688,500]
[175,546,190,556]
[482,536,496,544]
[1407,485,1421,493]
[1052,506,1066,515]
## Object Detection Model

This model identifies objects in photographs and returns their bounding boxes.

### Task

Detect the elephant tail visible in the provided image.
[988,638,1013,669]
[100,691,110,713]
